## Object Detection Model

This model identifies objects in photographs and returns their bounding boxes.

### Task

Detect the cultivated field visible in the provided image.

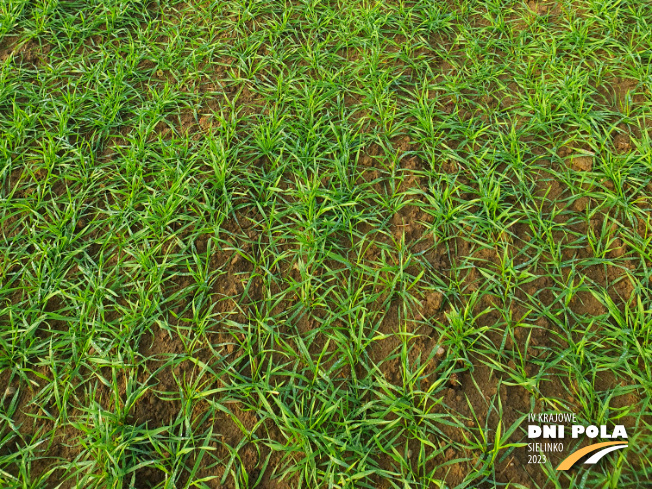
[1,0,651,488]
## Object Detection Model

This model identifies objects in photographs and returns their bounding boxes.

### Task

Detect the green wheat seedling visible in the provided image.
[1,0,652,487]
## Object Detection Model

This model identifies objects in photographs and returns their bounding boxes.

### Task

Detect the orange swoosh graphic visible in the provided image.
[556,442,628,471]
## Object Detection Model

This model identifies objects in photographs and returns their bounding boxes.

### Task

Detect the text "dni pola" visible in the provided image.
[528,425,628,439]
